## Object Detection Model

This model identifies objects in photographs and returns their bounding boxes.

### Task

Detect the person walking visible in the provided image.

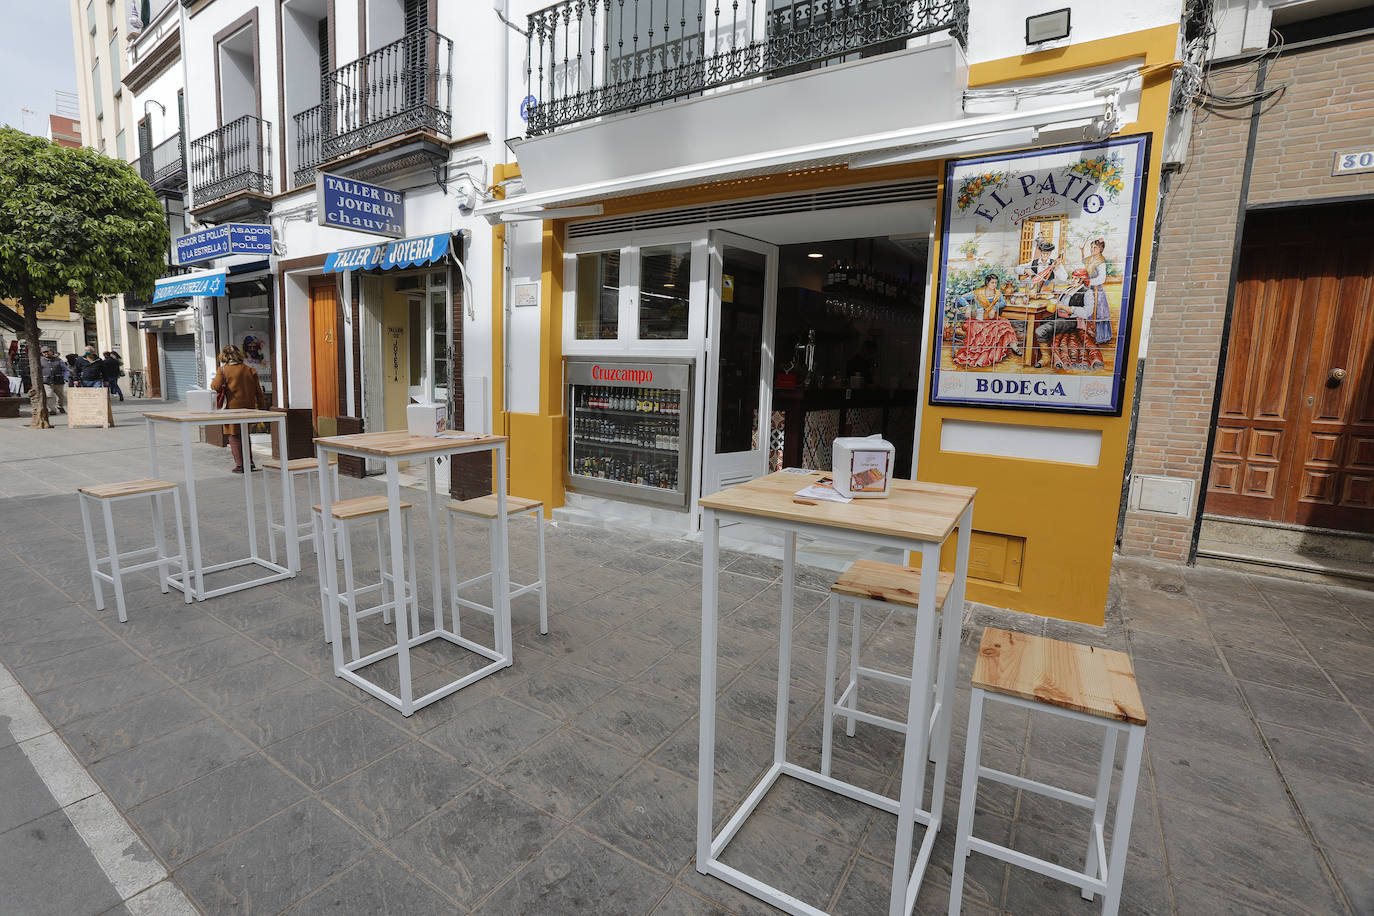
[39,346,69,413]
[77,347,105,388]
[210,345,266,473]
[102,351,125,401]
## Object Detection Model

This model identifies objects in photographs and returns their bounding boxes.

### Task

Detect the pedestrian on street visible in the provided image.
[39,346,69,413]
[78,347,106,388]
[102,350,125,401]
[65,353,80,380]
[210,345,265,474]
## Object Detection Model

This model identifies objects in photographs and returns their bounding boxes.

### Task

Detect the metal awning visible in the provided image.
[322,232,451,274]
[152,269,227,303]
[477,99,1112,223]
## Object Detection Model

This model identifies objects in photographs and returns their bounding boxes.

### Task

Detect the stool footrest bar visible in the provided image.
[966,836,1107,894]
[977,766,1096,808]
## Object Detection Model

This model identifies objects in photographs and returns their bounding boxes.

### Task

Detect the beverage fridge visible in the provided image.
[565,357,694,508]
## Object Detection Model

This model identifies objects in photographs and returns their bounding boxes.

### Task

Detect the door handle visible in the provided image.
[1329,367,1347,382]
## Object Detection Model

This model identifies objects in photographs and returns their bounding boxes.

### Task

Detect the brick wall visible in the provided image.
[1121,65,1258,561]
[1248,41,1374,205]
[1123,35,1374,562]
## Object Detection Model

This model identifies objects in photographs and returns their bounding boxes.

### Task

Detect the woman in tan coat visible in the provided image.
[210,345,265,473]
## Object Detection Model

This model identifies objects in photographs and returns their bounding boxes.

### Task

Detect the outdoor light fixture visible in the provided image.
[807,252,824,259]
[1025,8,1071,45]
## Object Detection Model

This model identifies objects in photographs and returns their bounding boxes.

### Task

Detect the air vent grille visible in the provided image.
[567,179,937,240]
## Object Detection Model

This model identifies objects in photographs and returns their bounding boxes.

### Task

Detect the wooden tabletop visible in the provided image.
[143,409,284,423]
[699,470,974,543]
[972,627,1147,726]
[314,430,507,457]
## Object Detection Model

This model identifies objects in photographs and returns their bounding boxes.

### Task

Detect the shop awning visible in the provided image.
[477,99,1113,222]
[152,269,226,303]
[322,233,450,274]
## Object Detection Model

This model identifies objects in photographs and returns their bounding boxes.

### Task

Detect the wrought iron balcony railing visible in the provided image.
[293,103,326,188]
[189,114,273,205]
[525,0,968,135]
[141,130,187,192]
[320,27,453,161]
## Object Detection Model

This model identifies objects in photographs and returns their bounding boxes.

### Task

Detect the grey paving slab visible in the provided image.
[322,740,478,841]
[472,827,672,916]
[496,726,639,819]
[128,752,308,867]
[388,780,565,909]
[88,716,255,809]
[175,799,373,914]
[264,706,410,790]
[581,761,699,874]
[421,694,560,773]
[56,687,210,764]
[0,742,63,834]
[283,852,457,915]
[219,677,357,747]
[0,809,125,916]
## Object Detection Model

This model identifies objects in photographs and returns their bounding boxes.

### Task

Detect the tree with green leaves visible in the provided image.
[0,127,168,428]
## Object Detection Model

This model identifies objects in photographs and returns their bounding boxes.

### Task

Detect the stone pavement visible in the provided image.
[1,399,1371,914]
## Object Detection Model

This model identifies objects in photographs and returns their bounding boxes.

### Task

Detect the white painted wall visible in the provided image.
[967,1,1183,64]
[134,63,184,147]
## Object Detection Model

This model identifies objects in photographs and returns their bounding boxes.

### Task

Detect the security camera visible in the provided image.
[457,187,478,217]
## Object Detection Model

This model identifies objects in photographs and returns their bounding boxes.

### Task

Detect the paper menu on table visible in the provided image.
[794,477,852,504]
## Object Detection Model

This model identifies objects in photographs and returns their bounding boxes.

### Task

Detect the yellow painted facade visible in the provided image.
[492,25,1180,622]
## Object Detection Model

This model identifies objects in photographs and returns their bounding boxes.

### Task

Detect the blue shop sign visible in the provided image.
[151,269,226,303]
[174,224,274,265]
[323,233,450,274]
[315,173,405,238]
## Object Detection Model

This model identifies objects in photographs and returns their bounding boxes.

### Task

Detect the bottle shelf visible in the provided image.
[575,406,681,421]
[572,437,677,455]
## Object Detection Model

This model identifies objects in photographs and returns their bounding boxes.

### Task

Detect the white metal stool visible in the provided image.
[949,627,1148,916]
[262,456,340,570]
[445,494,547,636]
[78,479,192,622]
[314,495,420,659]
[822,559,955,777]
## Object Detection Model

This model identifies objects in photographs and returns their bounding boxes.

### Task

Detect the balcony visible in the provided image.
[141,131,186,193]
[288,28,452,186]
[293,103,326,188]
[524,0,968,136]
[189,114,273,218]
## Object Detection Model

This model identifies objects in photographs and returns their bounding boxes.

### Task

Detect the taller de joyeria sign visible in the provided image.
[174,224,273,265]
[316,173,405,238]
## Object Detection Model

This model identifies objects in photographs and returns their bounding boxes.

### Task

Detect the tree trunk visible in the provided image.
[21,295,51,430]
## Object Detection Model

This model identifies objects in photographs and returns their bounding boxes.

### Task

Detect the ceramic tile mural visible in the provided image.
[802,409,840,470]
[769,410,785,471]
[843,407,883,438]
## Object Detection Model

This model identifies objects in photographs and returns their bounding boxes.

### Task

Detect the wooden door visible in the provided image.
[309,277,340,437]
[1207,204,1374,531]
[144,331,161,398]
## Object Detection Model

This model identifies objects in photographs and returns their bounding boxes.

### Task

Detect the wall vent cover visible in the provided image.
[566,179,937,240]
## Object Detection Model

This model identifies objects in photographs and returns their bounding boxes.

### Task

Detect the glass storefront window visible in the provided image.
[575,251,620,340]
[639,243,691,339]
[430,290,448,391]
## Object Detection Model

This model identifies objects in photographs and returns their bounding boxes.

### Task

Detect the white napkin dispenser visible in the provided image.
[186,388,217,413]
[406,402,447,438]
[832,434,895,499]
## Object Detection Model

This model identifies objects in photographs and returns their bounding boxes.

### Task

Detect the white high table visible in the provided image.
[313,430,511,717]
[697,470,976,916]
[143,409,298,599]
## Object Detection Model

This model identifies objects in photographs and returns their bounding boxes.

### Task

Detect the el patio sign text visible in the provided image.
[316,173,406,238]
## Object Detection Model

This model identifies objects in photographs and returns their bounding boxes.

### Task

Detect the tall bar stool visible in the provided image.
[821,559,955,777]
[315,495,419,659]
[261,456,339,570]
[78,479,192,622]
[949,627,1148,916]
[445,494,547,636]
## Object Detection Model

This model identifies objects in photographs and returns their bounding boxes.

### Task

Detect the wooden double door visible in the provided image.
[1207,203,1374,532]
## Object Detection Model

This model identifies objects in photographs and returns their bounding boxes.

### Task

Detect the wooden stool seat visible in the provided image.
[973,627,1146,726]
[446,494,543,518]
[831,559,955,612]
[314,495,413,520]
[263,456,330,472]
[950,627,1149,915]
[79,478,179,500]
